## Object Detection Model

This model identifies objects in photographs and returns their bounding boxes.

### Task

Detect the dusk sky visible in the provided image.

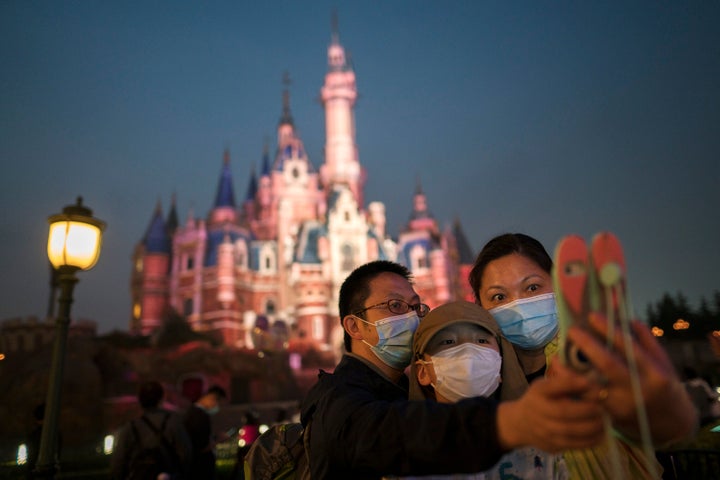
[2,2,718,334]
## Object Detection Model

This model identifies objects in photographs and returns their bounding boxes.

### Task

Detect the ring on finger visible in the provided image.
[598,387,609,402]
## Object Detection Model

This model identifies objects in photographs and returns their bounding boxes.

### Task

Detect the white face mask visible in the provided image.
[422,343,502,402]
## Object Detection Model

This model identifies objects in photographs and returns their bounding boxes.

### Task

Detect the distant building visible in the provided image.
[0,316,96,353]
[130,21,476,352]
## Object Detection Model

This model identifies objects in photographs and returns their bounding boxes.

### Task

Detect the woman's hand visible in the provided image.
[497,361,606,452]
[567,313,698,444]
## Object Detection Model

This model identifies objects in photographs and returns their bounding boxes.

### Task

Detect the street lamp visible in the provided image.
[34,197,105,479]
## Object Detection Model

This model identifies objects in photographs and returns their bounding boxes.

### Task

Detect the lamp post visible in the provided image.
[34,197,105,479]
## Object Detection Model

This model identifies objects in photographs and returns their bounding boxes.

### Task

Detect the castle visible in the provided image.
[130,23,476,353]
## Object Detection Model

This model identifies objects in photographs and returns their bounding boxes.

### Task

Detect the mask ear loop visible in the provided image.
[415,357,438,399]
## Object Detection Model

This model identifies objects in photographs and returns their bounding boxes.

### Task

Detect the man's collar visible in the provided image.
[346,352,407,386]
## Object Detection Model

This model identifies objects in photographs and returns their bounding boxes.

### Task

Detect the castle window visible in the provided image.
[410,244,428,271]
[266,300,276,315]
[235,240,248,269]
[312,315,324,341]
[186,256,194,270]
[341,244,354,271]
[344,211,350,222]
[259,245,275,273]
[292,167,299,179]
[183,298,193,317]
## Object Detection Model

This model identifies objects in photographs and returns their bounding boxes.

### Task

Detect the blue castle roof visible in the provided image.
[214,151,236,208]
[143,204,171,254]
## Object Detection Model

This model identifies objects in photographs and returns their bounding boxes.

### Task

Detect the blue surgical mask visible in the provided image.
[357,311,420,369]
[488,293,559,350]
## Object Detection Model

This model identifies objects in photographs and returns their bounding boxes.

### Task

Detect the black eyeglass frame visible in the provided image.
[353,299,430,318]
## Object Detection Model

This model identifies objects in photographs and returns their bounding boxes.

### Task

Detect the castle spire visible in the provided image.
[213,148,236,208]
[279,71,294,127]
[261,138,271,176]
[166,192,179,235]
[452,217,476,264]
[244,164,258,201]
[327,13,347,72]
[143,199,171,253]
[331,8,339,45]
[277,73,296,149]
[411,177,431,220]
[414,175,423,195]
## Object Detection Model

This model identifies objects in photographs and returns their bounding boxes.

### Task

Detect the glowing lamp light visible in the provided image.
[103,435,114,455]
[47,197,105,270]
[673,318,690,330]
[651,326,664,337]
[17,443,28,465]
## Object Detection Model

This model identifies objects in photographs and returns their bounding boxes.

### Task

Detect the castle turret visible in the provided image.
[132,200,172,334]
[449,218,477,302]
[217,230,236,309]
[241,164,258,224]
[319,14,366,206]
[407,179,439,235]
[209,149,237,226]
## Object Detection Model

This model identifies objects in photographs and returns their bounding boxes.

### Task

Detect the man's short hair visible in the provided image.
[468,233,552,303]
[338,260,412,352]
[138,381,164,409]
[206,385,227,399]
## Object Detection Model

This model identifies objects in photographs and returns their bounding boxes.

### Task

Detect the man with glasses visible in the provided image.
[300,260,609,479]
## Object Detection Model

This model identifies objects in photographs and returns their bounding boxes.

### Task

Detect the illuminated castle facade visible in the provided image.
[130,25,476,352]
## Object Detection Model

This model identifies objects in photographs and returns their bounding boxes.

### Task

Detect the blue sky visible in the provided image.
[1,1,718,333]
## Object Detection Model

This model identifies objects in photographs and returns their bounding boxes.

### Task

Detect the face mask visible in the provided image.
[488,293,559,350]
[422,343,502,402]
[357,310,420,369]
[205,405,220,416]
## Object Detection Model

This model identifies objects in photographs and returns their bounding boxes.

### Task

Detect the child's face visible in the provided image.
[424,323,499,358]
[416,322,502,402]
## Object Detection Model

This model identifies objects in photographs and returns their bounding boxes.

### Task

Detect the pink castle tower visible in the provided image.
[130,198,180,335]
[319,13,366,207]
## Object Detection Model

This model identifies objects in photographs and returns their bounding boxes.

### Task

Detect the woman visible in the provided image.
[468,233,697,478]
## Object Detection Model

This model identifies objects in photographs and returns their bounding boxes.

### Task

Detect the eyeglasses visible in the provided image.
[353,299,430,318]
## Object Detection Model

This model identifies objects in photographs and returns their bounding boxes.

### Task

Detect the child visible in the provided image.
[408,301,568,480]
